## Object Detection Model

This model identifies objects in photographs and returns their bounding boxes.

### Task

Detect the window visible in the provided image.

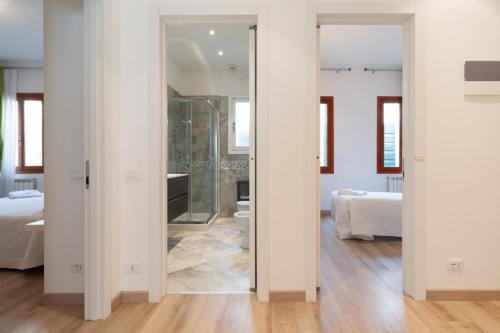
[228,96,250,154]
[17,93,44,173]
[320,96,334,174]
[377,96,402,174]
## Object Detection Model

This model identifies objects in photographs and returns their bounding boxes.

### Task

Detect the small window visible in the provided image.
[228,96,250,154]
[320,96,334,174]
[377,96,402,174]
[17,93,44,174]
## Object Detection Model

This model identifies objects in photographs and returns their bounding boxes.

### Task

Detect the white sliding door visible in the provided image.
[83,0,110,320]
[315,25,321,289]
[249,26,256,290]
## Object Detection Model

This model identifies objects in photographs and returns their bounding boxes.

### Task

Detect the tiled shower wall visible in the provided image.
[167,85,215,214]
[190,99,214,213]
[167,86,249,218]
[218,97,249,217]
[167,85,187,174]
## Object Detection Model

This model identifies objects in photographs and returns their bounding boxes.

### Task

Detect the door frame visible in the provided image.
[307,3,425,301]
[146,3,271,302]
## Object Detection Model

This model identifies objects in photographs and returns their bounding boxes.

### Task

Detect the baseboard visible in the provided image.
[40,293,84,305]
[269,290,306,302]
[111,292,122,312]
[426,289,500,301]
[111,291,149,313]
[121,291,149,303]
[41,291,149,308]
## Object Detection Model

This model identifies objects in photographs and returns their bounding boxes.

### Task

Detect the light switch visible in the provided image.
[125,169,141,182]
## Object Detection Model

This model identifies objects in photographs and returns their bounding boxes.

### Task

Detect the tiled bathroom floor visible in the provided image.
[173,212,212,223]
[167,217,250,293]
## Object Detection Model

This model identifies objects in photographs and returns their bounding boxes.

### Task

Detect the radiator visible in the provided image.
[386,176,403,193]
[15,178,38,191]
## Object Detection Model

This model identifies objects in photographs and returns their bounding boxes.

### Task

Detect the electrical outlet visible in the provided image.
[71,263,84,273]
[447,258,463,272]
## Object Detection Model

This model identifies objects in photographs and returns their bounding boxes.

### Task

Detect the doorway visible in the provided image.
[164,23,257,293]
[315,17,418,298]
[0,70,46,320]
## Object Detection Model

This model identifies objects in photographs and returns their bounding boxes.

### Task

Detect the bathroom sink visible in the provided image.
[167,173,188,179]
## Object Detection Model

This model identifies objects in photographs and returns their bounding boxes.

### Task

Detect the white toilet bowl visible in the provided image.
[236,200,250,212]
[234,210,250,250]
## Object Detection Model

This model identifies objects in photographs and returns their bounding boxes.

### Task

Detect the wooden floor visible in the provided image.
[3,216,500,332]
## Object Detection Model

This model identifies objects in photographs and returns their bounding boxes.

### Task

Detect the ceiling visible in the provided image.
[168,24,401,72]
[0,0,43,62]
[167,25,249,71]
[0,8,402,69]
[320,25,403,69]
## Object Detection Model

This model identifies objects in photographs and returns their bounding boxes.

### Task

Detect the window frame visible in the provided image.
[377,96,402,174]
[320,96,334,174]
[228,95,250,154]
[16,93,44,174]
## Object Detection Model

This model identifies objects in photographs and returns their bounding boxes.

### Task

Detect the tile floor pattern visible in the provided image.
[167,217,250,293]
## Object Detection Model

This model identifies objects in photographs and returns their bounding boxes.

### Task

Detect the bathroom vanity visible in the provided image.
[167,174,189,222]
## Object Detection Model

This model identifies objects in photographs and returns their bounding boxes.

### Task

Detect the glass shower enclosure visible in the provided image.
[167,96,219,224]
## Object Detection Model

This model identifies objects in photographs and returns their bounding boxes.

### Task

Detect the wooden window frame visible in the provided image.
[16,93,44,174]
[320,96,334,174]
[377,96,402,174]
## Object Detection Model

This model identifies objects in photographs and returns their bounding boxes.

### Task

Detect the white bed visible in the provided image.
[331,190,402,240]
[0,195,44,269]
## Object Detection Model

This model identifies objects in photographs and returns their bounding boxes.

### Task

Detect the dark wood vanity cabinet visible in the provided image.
[168,175,188,222]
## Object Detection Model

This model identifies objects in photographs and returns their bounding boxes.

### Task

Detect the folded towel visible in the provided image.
[337,189,367,196]
[8,190,43,199]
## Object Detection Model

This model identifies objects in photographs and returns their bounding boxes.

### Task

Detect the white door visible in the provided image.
[83,0,110,320]
[315,25,321,289]
[249,26,256,290]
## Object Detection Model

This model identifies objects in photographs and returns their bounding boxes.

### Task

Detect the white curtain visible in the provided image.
[0,69,18,197]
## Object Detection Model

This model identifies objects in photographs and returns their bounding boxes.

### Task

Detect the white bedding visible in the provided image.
[0,195,44,269]
[331,190,402,240]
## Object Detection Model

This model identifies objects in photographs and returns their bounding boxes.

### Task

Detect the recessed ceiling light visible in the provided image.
[209,29,215,35]
[218,51,224,56]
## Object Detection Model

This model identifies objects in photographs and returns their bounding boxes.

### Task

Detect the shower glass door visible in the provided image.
[168,97,219,224]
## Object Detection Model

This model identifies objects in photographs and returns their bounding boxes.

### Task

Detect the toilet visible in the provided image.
[234,210,250,249]
[234,202,250,250]
[236,200,250,212]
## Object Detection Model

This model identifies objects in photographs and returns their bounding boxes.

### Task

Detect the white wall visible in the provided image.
[319,70,402,210]
[16,68,45,192]
[166,57,181,93]
[266,0,310,291]
[44,0,84,293]
[423,0,500,290]
[175,68,249,96]
[17,69,43,93]
[108,0,500,296]
[119,0,149,291]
